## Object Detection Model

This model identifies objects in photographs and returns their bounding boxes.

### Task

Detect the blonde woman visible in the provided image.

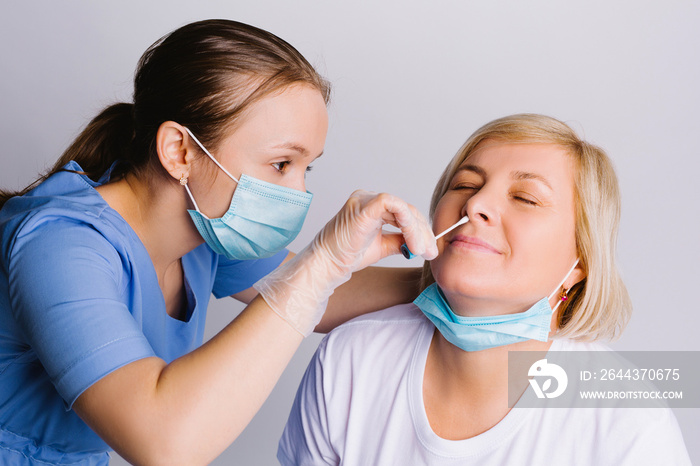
[279,114,690,465]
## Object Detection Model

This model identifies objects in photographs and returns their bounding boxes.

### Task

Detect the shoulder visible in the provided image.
[3,164,109,219]
[315,303,430,370]
[549,340,690,460]
[1,172,142,298]
[2,169,119,252]
[530,405,689,464]
[5,211,127,279]
[326,303,429,344]
[583,407,690,463]
[2,168,138,264]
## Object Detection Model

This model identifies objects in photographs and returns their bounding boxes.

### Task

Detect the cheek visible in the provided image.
[430,250,457,286]
[506,213,578,275]
[509,217,564,252]
[428,253,451,291]
[430,213,454,257]
[212,177,238,215]
[432,196,463,232]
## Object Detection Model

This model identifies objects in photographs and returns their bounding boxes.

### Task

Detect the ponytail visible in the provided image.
[57,102,135,182]
[0,102,135,208]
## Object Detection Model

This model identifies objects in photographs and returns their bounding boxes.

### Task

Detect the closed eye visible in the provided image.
[451,184,479,191]
[513,194,538,206]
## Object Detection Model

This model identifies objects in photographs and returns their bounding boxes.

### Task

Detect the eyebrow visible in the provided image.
[455,164,486,177]
[455,165,553,191]
[511,171,553,191]
[271,142,324,159]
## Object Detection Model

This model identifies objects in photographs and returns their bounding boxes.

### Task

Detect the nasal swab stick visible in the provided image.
[400,216,469,259]
[433,216,470,241]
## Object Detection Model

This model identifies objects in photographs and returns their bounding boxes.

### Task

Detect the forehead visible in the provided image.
[220,84,328,154]
[458,141,575,179]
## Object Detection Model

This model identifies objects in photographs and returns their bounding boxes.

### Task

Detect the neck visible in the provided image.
[422,320,555,440]
[96,172,204,277]
[427,329,553,398]
[441,289,562,318]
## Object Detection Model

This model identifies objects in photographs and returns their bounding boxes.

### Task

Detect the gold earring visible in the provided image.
[559,288,570,302]
[179,173,188,186]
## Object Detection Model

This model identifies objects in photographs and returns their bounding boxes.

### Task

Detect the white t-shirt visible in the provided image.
[278,304,690,465]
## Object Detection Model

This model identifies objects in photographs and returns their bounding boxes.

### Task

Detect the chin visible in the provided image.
[432,268,484,299]
[431,257,493,295]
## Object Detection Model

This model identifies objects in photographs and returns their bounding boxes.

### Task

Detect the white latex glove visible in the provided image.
[253,190,438,336]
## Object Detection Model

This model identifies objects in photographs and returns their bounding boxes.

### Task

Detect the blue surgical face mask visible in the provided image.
[182,128,313,260]
[414,261,579,352]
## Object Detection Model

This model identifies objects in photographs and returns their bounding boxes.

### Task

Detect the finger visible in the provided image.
[348,189,378,211]
[355,193,406,233]
[363,193,416,232]
[364,193,438,259]
[390,205,438,260]
[380,232,409,258]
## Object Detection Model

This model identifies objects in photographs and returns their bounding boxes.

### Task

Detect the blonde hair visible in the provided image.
[420,114,632,341]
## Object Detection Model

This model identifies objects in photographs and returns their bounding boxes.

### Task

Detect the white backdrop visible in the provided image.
[1,1,698,464]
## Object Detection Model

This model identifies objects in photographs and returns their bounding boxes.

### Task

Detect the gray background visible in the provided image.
[1,1,698,464]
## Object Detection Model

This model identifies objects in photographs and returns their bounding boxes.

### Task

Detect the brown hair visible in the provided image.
[1,19,330,207]
[421,114,632,341]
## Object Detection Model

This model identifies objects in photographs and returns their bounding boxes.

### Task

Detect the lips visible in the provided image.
[448,234,501,254]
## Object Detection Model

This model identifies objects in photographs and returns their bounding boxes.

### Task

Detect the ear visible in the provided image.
[156,121,195,183]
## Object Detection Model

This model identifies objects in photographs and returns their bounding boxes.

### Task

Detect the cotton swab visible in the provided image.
[400,216,469,259]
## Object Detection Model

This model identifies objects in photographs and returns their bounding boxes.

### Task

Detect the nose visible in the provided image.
[295,175,307,193]
[288,173,306,193]
[271,168,307,192]
[461,186,498,224]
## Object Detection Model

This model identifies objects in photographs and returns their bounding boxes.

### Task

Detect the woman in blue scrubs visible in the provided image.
[0,20,437,465]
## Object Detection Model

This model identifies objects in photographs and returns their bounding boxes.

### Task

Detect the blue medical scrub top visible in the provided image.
[0,162,288,465]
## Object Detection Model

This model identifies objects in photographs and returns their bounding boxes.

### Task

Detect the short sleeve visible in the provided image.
[212,248,288,298]
[278,337,339,466]
[8,220,155,408]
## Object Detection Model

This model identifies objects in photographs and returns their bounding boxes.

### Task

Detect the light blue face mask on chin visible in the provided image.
[182,128,313,260]
[414,260,579,352]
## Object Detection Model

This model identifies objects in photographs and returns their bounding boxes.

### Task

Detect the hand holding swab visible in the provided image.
[400,216,469,259]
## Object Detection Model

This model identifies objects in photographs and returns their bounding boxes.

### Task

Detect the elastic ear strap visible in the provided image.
[184,127,239,184]
[551,294,566,314]
[183,183,202,213]
[548,259,580,301]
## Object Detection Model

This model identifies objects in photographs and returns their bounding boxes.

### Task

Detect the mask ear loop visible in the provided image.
[549,259,580,314]
[182,127,241,219]
[180,175,204,216]
[184,127,240,184]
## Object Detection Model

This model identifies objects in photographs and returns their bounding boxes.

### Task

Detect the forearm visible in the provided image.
[235,263,424,334]
[74,296,303,466]
[316,266,422,333]
[72,189,436,464]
